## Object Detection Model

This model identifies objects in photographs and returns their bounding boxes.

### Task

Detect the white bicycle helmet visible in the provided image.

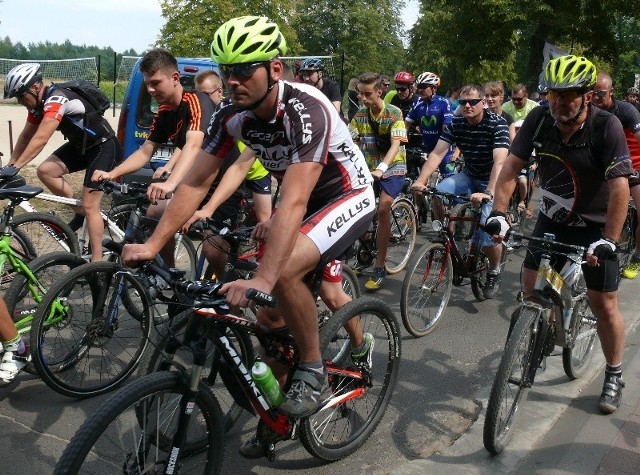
[4,63,42,99]
[416,71,440,87]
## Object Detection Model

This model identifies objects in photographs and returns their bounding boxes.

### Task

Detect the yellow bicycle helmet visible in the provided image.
[539,55,597,91]
[210,16,287,65]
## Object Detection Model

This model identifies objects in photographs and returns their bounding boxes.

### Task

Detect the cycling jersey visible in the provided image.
[203,81,372,217]
[390,93,419,119]
[148,91,214,149]
[28,85,115,151]
[511,105,632,226]
[320,77,342,104]
[405,94,453,154]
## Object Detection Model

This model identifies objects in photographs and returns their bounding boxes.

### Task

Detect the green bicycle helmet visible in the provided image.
[539,55,597,92]
[210,16,287,65]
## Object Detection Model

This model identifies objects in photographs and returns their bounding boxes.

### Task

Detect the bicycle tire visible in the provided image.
[0,227,36,293]
[30,261,152,398]
[562,298,597,380]
[300,296,401,461]
[483,305,541,454]
[341,264,361,299]
[12,212,81,257]
[400,242,453,338]
[4,251,85,374]
[385,198,417,274]
[54,371,225,475]
[137,308,254,433]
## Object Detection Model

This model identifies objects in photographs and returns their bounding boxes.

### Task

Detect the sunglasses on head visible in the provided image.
[458,98,483,107]
[219,62,268,80]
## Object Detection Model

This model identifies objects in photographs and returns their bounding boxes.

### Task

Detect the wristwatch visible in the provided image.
[484,190,494,200]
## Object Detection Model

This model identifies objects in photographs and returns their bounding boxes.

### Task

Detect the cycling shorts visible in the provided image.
[245,175,272,195]
[523,213,619,292]
[53,136,121,190]
[323,259,343,283]
[302,186,376,262]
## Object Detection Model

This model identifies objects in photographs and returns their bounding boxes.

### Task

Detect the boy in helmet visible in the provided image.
[4,63,120,262]
[122,16,375,425]
[486,55,633,414]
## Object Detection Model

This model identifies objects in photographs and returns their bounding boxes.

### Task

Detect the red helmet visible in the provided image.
[394,71,415,85]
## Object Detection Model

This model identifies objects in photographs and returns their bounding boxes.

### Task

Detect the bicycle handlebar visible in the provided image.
[507,232,587,255]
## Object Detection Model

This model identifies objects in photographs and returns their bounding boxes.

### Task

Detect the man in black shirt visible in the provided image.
[487,55,633,414]
[299,57,342,111]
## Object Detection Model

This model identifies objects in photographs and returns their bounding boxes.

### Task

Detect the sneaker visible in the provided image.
[0,343,31,385]
[365,267,385,292]
[351,332,374,370]
[622,256,640,279]
[67,213,85,232]
[239,436,266,459]
[599,373,625,414]
[278,368,329,418]
[483,271,500,299]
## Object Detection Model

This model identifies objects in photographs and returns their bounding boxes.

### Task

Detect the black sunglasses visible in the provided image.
[511,96,525,102]
[593,89,610,98]
[458,98,483,107]
[219,62,268,80]
[396,86,409,92]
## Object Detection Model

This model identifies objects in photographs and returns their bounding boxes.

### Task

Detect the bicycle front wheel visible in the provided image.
[12,212,81,257]
[54,371,225,475]
[400,242,453,337]
[30,261,152,398]
[483,305,540,454]
[300,296,401,461]
[562,298,597,380]
[137,309,254,433]
[385,198,417,274]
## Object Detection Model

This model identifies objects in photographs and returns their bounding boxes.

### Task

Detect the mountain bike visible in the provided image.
[55,265,400,474]
[618,200,637,269]
[351,193,417,275]
[0,186,85,373]
[483,232,597,455]
[400,189,509,337]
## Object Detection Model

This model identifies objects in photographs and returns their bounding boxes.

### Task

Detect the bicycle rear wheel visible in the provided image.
[300,296,401,461]
[483,305,540,455]
[400,242,453,337]
[137,309,254,433]
[54,371,225,475]
[12,212,81,257]
[562,298,597,380]
[30,261,152,398]
[385,198,417,274]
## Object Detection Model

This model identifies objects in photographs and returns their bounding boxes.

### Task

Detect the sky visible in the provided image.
[0,0,419,54]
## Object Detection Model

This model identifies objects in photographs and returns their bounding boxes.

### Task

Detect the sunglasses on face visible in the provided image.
[396,86,409,92]
[416,84,435,90]
[547,90,582,101]
[219,62,267,80]
[458,98,483,107]
[511,96,525,102]
[593,89,611,98]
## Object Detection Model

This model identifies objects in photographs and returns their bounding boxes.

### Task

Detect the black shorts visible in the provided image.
[244,175,272,195]
[200,189,243,229]
[523,213,619,292]
[53,137,121,190]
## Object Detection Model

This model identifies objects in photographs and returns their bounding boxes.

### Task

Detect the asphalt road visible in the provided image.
[0,228,529,474]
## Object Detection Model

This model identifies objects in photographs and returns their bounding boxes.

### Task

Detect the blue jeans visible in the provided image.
[435,170,495,247]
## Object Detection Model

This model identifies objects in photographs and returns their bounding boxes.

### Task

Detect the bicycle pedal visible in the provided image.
[266,443,276,462]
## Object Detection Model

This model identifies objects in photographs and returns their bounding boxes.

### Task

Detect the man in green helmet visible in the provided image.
[122,16,375,426]
[486,55,633,414]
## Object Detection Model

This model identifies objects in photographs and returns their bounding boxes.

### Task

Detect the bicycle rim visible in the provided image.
[32,261,151,398]
[385,199,417,274]
[54,372,224,475]
[300,297,401,461]
[483,305,539,454]
[400,242,453,337]
[562,298,597,380]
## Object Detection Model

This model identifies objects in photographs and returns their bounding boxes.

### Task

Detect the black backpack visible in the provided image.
[51,80,111,115]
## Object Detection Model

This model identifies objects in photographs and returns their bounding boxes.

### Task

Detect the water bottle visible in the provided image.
[251,360,284,408]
